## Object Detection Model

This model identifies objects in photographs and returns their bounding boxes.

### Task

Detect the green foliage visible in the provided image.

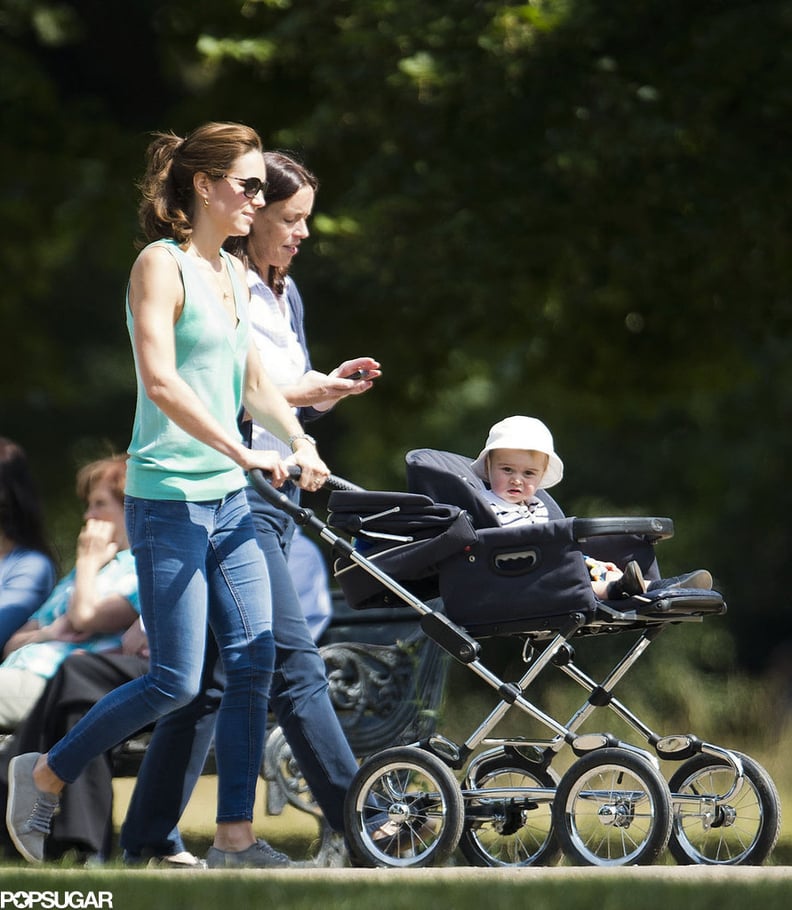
[2,0,792,671]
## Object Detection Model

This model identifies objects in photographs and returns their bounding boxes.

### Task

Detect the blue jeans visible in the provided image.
[120,481,358,857]
[249,482,358,832]
[48,490,274,825]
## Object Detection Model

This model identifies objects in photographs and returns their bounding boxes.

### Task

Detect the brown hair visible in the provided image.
[225,151,318,295]
[137,121,263,246]
[75,455,128,505]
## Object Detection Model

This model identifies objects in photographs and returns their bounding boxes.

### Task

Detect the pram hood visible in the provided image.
[404,447,566,528]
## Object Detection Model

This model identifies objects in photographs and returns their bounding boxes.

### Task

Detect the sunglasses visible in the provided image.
[221,174,269,199]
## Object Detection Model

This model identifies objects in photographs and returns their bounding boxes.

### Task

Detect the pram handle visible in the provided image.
[283,463,363,492]
[248,466,363,532]
[572,516,673,543]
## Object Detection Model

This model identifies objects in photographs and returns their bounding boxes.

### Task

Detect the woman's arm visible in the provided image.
[0,551,56,651]
[2,522,138,657]
[278,358,381,412]
[2,619,42,659]
[2,595,138,657]
[129,245,257,471]
[277,279,381,413]
[242,338,330,489]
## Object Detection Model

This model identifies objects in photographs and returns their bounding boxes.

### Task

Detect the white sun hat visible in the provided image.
[471,416,564,489]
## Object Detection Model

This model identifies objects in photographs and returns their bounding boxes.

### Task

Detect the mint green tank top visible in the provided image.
[125,239,250,501]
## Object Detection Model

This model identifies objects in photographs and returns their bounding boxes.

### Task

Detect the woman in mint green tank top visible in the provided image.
[6,122,331,869]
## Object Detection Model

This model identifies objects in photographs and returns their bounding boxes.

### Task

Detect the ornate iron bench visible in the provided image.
[262,592,448,823]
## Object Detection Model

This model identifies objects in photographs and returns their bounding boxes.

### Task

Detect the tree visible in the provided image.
[2,0,791,667]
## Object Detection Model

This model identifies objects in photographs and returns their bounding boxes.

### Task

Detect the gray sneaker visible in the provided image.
[6,752,60,863]
[206,839,291,869]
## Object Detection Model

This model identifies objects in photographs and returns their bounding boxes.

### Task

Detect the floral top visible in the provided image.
[1,549,140,679]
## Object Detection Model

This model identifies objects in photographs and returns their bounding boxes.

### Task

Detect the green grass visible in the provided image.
[0,868,791,910]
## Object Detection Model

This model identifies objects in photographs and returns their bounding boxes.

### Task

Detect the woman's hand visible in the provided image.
[288,444,330,493]
[76,519,119,571]
[39,614,92,644]
[330,357,382,383]
[121,619,150,659]
[284,357,381,411]
[239,448,292,487]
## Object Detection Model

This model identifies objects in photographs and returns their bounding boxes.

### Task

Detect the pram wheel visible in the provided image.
[459,749,561,867]
[344,745,465,868]
[668,751,781,865]
[552,747,673,866]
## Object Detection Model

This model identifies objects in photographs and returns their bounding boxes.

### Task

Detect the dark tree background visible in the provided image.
[1,0,791,672]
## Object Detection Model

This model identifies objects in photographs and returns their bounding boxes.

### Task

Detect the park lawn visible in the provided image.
[1,867,792,910]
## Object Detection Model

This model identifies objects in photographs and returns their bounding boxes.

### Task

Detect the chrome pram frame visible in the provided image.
[249,453,780,869]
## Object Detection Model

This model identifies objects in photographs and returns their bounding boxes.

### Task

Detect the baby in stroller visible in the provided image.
[324,438,779,870]
[471,415,712,600]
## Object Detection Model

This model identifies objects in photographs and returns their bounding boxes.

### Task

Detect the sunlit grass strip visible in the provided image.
[1,868,792,910]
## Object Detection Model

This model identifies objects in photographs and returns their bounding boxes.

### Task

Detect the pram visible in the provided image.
[249,450,780,869]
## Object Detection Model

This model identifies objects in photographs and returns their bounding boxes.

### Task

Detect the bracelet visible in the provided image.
[288,433,317,451]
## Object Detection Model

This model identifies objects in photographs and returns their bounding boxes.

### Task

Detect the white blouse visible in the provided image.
[247,271,307,457]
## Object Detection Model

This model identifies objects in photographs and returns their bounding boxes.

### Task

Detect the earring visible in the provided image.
[203,197,209,208]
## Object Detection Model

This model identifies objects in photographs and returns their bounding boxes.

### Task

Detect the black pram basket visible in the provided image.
[434,518,599,634]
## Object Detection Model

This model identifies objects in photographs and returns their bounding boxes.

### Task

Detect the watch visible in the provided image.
[288,433,317,451]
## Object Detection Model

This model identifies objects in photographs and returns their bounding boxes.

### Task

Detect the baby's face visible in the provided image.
[487,448,548,504]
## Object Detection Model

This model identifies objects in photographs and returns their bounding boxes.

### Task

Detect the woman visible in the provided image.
[0,438,57,651]
[0,455,139,730]
[119,152,381,868]
[237,151,380,843]
[5,122,329,867]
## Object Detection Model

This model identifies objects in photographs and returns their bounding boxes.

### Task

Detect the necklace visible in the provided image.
[209,263,232,302]
[187,246,234,306]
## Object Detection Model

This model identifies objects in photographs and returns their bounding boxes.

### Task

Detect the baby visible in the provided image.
[472,416,711,599]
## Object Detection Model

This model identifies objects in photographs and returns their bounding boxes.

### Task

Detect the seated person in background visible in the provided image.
[0,455,139,730]
[0,437,58,651]
[472,416,712,598]
[0,618,149,863]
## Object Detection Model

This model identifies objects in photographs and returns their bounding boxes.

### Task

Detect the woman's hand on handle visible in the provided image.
[287,442,330,493]
[239,448,292,487]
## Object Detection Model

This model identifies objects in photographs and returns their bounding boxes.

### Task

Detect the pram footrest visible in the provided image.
[599,588,726,623]
[637,588,726,617]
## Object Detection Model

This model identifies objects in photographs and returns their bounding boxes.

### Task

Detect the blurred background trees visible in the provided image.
[2,0,791,674]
